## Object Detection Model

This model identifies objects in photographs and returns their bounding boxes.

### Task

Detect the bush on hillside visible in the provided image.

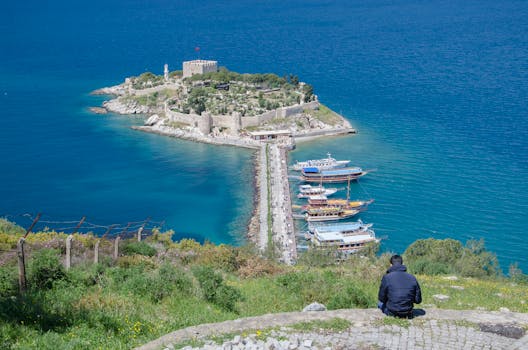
[121,241,157,257]
[327,282,370,309]
[276,270,353,307]
[28,249,66,290]
[404,238,500,277]
[0,266,17,298]
[509,263,528,284]
[192,266,242,312]
[236,253,283,278]
[195,243,239,272]
[297,247,338,268]
[0,218,25,236]
[158,263,193,295]
[148,228,174,248]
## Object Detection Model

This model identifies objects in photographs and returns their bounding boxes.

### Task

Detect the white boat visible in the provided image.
[301,166,369,183]
[306,221,378,255]
[291,153,350,171]
[307,220,373,236]
[297,184,338,199]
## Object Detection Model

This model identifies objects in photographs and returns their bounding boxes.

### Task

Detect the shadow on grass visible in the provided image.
[0,292,73,332]
[412,308,426,318]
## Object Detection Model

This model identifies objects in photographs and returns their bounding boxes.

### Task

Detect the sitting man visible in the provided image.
[378,254,422,318]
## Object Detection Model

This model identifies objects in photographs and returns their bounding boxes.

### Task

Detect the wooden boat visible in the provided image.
[304,206,360,222]
[303,198,373,212]
[301,167,369,183]
[297,184,338,199]
[291,153,350,171]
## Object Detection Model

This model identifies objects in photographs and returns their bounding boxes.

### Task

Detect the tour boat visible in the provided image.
[308,221,378,255]
[297,184,338,199]
[304,206,360,222]
[301,167,369,183]
[291,153,350,171]
[303,198,373,212]
[305,220,374,239]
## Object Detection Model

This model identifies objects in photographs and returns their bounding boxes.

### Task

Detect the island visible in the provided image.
[92,60,355,149]
[91,60,357,264]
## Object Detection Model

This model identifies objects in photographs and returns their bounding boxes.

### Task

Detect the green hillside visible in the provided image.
[0,219,527,349]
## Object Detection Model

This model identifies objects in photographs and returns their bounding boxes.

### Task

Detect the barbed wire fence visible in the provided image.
[0,212,166,293]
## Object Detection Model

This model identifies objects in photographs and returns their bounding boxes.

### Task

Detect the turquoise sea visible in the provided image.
[1,1,527,271]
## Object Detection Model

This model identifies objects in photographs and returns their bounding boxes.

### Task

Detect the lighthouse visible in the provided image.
[163,64,169,82]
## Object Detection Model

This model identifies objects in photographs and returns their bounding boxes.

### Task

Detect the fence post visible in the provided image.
[94,240,100,264]
[137,227,143,242]
[114,236,120,260]
[65,235,73,270]
[17,238,27,293]
[137,218,149,242]
[72,216,86,234]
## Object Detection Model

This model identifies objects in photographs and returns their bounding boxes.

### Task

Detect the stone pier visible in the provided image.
[257,145,269,252]
[255,144,297,264]
[268,144,297,264]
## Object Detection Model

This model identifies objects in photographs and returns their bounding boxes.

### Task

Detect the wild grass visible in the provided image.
[305,104,343,125]
[290,318,351,332]
[0,223,527,349]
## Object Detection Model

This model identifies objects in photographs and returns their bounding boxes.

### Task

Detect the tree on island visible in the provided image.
[303,84,314,102]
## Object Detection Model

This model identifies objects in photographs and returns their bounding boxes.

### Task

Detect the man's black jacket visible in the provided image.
[378,263,422,313]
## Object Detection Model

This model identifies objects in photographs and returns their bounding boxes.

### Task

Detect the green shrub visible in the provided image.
[28,249,66,290]
[159,263,193,295]
[297,247,338,268]
[121,241,157,257]
[117,255,157,269]
[404,238,500,278]
[456,239,500,277]
[327,283,370,309]
[193,266,223,302]
[275,271,335,305]
[192,266,242,312]
[0,218,25,236]
[410,259,451,275]
[275,271,310,293]
[214,284,242,312]
[0,321,25,349]
[0,267,17,298]
[196,244,239,272]
[509,263,528,284]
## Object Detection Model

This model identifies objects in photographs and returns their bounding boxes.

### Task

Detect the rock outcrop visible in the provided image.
[103,98,151,115]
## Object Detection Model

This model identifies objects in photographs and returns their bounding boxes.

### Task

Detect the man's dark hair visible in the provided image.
[390,254,403,265]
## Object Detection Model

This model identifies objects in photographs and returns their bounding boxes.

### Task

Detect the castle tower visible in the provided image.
[182,60,218,78]
[164,64,169,82]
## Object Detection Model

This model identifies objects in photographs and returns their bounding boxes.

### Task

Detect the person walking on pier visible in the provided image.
[378,254,422,318]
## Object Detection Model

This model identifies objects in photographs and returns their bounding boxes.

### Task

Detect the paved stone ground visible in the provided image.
[136,309,528,350]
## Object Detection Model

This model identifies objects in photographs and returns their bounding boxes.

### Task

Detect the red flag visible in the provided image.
[194,46,200,52]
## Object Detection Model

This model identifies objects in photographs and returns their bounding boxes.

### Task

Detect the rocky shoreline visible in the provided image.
[132,125,261,150]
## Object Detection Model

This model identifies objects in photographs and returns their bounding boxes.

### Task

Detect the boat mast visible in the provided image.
[346,176,351,203]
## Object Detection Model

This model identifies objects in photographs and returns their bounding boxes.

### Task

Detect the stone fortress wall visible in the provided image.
[162,60,320,135]
[165,100,320,135]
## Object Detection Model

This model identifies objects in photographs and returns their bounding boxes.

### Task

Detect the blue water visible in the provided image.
[1,1,527,270]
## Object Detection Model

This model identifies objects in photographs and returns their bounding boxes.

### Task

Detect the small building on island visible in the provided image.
[248,130,293,145]
[182,60,218,78]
